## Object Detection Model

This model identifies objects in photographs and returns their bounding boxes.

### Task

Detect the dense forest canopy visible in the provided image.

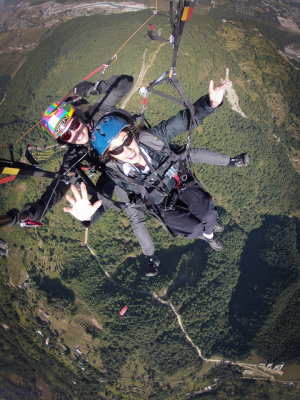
[0,8,299,399]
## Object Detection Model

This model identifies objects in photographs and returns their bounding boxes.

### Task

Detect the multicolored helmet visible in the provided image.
[41,102,76,139]
[91,115,129,155]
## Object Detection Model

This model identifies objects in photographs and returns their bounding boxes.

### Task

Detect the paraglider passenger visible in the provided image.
[63,80,249,276]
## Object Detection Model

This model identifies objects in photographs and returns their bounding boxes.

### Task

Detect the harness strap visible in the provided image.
[8,144,14,162]
[25,145,41,168]
[130,134,172,192]
[139,186,177,236]
[147,87,185,106]
[139,150,173,192]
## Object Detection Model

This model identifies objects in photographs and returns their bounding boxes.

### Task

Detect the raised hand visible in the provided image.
[73,81,95,97]
[208,80,232,108]
[63,182,102,221]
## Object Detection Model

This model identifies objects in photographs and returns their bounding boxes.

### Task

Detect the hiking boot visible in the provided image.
[229,153,249,167]
[213,222,224,233]
[199,235,224,251]
[145,256,160,277]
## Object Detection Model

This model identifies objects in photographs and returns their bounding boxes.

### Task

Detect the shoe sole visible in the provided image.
[199,235,223,251]
[208,244,223,251]
[213,224,224,233]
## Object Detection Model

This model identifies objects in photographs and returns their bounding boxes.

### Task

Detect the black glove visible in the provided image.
[73,81,98,98]
[6,208,19,227]
[229,153,249,167]
[20,202,44,221]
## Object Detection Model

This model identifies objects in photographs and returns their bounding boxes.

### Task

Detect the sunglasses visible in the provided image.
[60,116,81,141]
[108,132,134,156]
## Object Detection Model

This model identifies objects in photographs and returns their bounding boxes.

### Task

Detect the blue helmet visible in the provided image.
[91,115,129,155]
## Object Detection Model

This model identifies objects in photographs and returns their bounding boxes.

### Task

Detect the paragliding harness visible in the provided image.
[104,134,205,236]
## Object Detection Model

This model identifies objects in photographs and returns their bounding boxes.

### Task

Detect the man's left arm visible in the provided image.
[189,148,249,168]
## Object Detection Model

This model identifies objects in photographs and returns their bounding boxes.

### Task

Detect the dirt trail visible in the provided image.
[0,93,6,107]
[121,42,167,109]
[152,292,203,359]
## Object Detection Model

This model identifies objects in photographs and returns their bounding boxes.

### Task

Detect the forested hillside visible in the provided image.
[0,9,299,399]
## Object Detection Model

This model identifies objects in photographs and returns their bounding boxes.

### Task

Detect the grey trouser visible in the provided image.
[114,186,155,257]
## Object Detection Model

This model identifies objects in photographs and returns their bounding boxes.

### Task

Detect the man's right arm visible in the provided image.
[18,148,77,222]
[91,75,133,119]
[75,75,134,122]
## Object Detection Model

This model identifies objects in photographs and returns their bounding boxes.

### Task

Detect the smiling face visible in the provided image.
[62,116,89,145]
[107,130,144,166]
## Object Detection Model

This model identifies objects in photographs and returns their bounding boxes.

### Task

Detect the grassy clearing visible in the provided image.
[6,250,23,286]
[19,27,48,46]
